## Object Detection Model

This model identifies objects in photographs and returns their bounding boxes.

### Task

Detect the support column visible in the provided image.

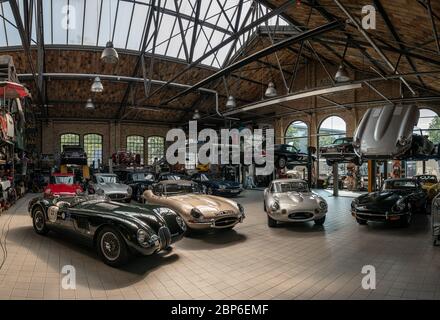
[368,160,376,192]
[333,162,339,196]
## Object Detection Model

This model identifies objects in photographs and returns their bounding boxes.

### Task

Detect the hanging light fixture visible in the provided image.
[192,109,201,120]
[85,98,95,110]
[226,95,236,109]
[101,3,118,64]
[91,76,104,93]
[335,64,350,82]
[265,82,277,98]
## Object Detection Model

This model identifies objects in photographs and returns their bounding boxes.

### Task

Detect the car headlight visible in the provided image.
[237,203,245,214]
[319,201,327,211]
[190,208,203,219]
[392,200,406,213]
[270,201,280,211]
[218,184,226,190]
[175,216,187,231]
[137,229,148,246]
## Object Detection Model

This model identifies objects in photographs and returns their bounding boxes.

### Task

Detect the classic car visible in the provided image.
[353,105,436,160]
[319,137,362,165]
[272,144,310,169]
[125,171,156,202]
[112,150,141,166]
[263,179,327,227]
[351,178,428,227]
[60,145,87,165]
[413,174,440,201]
[143,180,245,231]
[28,193,186,266]
[87,173,132,203]
[191,173,242,197]
[44,173,83,196]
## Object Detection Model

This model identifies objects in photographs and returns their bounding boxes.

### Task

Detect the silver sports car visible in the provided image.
[87,173,132,203]
[263,179,327,227]
[353,104,434,160]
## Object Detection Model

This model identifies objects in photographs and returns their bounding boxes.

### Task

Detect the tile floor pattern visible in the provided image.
[0,190,439,300]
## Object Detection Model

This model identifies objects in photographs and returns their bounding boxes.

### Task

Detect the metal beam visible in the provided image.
[373,0,427,88]
[162,20,343,105]
[144,0,294,102]
[222,83,362,116]
[427,0,440,54]
[333,0,417,96]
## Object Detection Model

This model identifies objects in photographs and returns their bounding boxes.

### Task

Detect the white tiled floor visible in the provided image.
[0,190,439,300]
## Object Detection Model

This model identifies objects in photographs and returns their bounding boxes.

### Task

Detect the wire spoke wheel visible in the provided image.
[100,232,121,261]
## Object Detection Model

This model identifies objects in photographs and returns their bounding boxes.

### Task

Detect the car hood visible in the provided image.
[355,190,411,209]
[162,194,239,218]
[97,183,129,193]
[275,192,323,207]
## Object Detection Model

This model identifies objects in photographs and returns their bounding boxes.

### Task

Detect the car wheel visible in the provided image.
[32,207,49,235]
[267,215,278,228]
[277,157,287,169]
[314,216,326,226]
[399,214,411,227]
[356,217,368,225]
[96,227,129,267]
[263,201,267,212]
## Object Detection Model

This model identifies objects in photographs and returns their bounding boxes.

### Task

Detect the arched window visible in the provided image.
[318,116,347,176]
[84,134,103,168]
[148,136,165,165]
[60,133,80,151]
[406,109,440,177]
[127,135,145,164]
[285,121,308,153]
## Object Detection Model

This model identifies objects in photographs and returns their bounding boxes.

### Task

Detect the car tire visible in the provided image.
[356,218,368,225]
[399,214,411,227]
[267,215,278,228]
[96,227,129,267]
[263,201,267,212]
[32,207,49,235]
[314,216,326,226]
[277,157,287,169]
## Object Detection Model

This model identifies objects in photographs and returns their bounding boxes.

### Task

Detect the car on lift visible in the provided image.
[44,173,83,197]
[353,105,436,160]
[351,178,428,227]
[87,173,132,203]
[28,193,186,267]
[263,179,327,227]
[190,173,242,197]
[272,144,310,169]
[60,145,87,165]
[143,180,245,231]
[319,137,362,166]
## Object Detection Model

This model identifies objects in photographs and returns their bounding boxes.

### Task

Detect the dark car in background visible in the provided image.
[157,172,189,182]
[126,171,156,202]
[319,137,361,166]
[191,173,242,197]
[28,194,186,267]
[60,145,87,165]
[351,178,428,227]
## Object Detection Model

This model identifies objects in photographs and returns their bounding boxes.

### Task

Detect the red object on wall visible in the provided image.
[0,81,29,99]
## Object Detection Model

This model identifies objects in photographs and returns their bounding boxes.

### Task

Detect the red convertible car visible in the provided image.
[44,173,83,197]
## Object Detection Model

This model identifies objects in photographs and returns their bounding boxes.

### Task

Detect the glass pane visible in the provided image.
[82,0,100,45]
[52,0,68,44]
[68,0,84,45]
[113,0,133,48]
[2,2,21,46]
[126,3,148,50]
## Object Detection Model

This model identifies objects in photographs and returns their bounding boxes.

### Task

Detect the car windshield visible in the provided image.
[131,173,155,182]
[163,183,201,196]
[51,175,74,184]
[383,180,417,190]
[97,175,119,184]
[164,175,183,180]
[273,181,309,193]
[55,194,108,207]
